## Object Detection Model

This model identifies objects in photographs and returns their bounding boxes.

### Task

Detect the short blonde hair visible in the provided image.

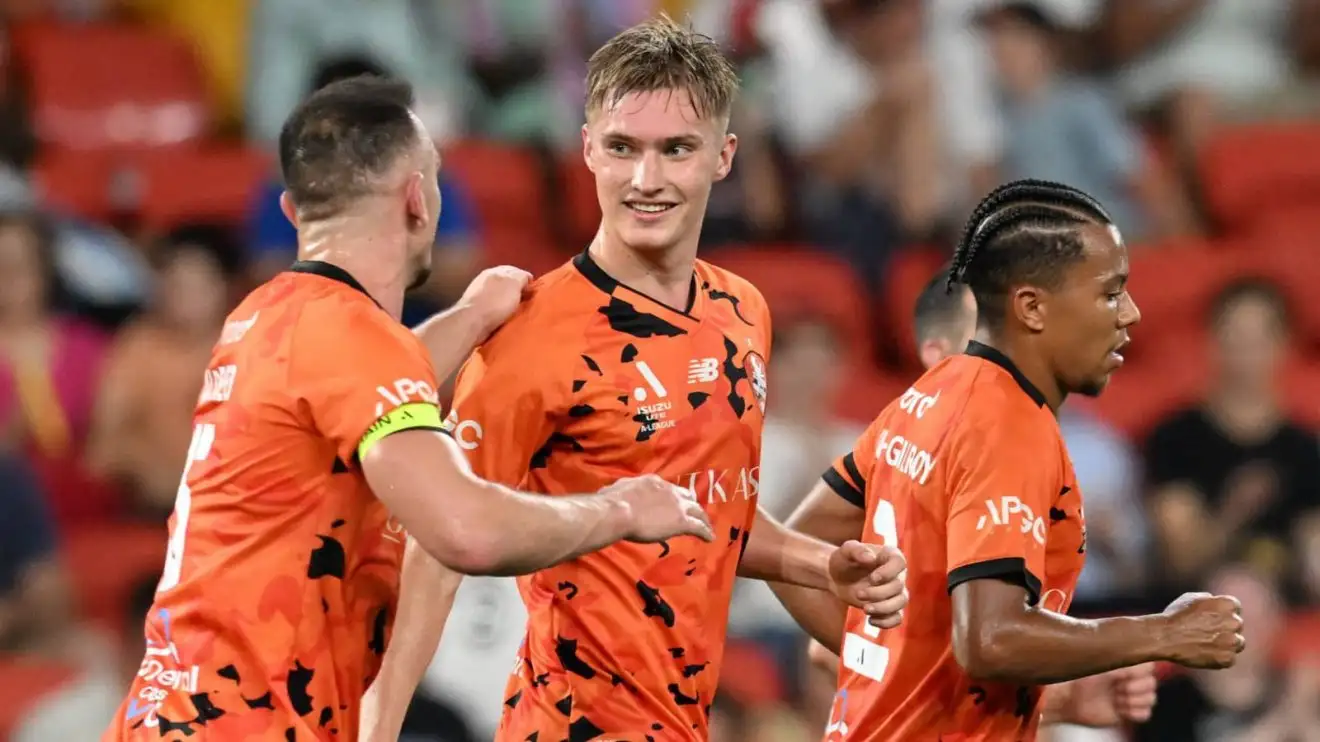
[585,14,740,122]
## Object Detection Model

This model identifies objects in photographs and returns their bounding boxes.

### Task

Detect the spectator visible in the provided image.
[0,210,117,530]
[0,454,75,656]
[977,0,1198,241]
[1145,279,1320,595]
[87,225,241,518]
[247,58,480,325]
[1133,563,1320,741]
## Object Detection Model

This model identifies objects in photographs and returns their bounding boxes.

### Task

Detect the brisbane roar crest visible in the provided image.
[743,351,767,414]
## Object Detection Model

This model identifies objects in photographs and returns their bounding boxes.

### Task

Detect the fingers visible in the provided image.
[852,578,906,605]
[867,608,904,630]
[867,548,907,584]
[839,540,878,567]
[683,502,714,542]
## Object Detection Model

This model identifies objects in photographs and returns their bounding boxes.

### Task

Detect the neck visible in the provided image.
[297,215,410,320]
[588,229,697,310]
[973,328,1067,413]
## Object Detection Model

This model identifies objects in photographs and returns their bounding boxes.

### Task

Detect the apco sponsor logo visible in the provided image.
[897,386,939,419]
[219,312,258,345]
[975,496,1048,546]
[443,410,484,451]
[374,378,439,416]
[675,466,760,504]
[874,429,936,485]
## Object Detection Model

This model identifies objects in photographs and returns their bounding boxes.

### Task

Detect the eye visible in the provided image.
[607,142,631,156]
[666,144,692,156]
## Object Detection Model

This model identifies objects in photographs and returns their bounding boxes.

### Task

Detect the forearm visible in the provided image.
[737,509,832,590]
[1039,682,1072,725]
[769,582,848,654]
[421,479,634,577]
[956,609,1165,685]
[412,302,492,381]
[361,538,462,742]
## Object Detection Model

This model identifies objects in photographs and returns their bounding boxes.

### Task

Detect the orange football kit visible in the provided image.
[821,342,1087,742]
[104,262,447,741]
[444,252,771,741]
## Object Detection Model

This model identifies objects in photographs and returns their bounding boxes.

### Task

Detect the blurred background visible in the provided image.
[0,0,1317,740]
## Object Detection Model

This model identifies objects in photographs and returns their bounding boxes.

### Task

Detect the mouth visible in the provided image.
[1109,337,1130,366]
[625,201,677,217]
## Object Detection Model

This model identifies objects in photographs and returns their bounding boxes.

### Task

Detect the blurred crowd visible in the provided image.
[0,0,1318,740]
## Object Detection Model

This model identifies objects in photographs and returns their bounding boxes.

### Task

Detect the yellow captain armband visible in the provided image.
[357,402,445,461]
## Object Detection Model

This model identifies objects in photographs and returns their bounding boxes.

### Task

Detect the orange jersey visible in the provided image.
[105,262,445,741]
[821,342,1087,742]
[444,252,771,741]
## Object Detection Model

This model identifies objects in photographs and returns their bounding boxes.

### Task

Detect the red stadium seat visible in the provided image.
[61,522,166,631]
[833,363,912,424]
[1200,122,1320,232]
[1240,224,1320,352]
[136,146,270,231]
[478,227,566,278]
[1124,238,1243,360]
[31,148,123,222]
[442,140,552,241]
[0,658,78,740]
[881,247,948,369]
[559,155,601,248]
[12,21,211,152]
[707,245,874,362]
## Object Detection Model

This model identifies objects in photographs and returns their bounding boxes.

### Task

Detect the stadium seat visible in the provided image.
[1124,238,1243,359]
[708,245,874,362]
[12,21,211,152]
[834,363,912,424]
[442,140,553,241]
[881,246,948,369]
[558,155,601,248]
[61,522,166,631]
[478,227,566,278]
[0,658,78,740]
[1200,122,1320,232]
[31,148,124,222]
[1241,222,1320,352]
[1092,334,1208,441]
[136,145,270,231]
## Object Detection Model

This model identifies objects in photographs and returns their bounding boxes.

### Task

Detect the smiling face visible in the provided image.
[582,88,736,256]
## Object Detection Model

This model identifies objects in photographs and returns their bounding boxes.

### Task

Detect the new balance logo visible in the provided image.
[687,357,719,384]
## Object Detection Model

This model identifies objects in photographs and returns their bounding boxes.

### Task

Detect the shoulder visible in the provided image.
[461,264,590,381]
[947,363,1061,450]
[698,260,769,309]
[1146,406,1206,445]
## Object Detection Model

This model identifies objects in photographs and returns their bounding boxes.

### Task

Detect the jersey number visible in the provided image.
[842,500,899,683]
[156,423,215,592]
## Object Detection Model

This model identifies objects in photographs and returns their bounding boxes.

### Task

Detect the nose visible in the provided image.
[1120,292,1141,327]
[630,150,664,195]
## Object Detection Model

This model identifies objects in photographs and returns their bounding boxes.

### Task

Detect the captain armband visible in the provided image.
[357,402,445,460]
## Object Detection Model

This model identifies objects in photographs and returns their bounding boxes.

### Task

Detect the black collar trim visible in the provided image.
[572,250,697,317]
[965,340,1048,408]
[287,260,381,309]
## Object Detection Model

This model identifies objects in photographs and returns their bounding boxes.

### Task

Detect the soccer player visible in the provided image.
[772,179,1246,740]
[362,16,909,742]
[103,76,715,742]
[800,267,1159,729]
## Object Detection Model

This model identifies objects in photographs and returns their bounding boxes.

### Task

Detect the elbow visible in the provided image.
[416,530,505,577]
[951,620,1024,684]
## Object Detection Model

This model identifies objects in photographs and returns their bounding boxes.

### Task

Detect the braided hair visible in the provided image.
[947,179,1113,328]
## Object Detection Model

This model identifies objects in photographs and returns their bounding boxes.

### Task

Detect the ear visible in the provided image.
[279,191,298,228]
[1012,286,1047,333]
[581,124,596,173]
[713,132,738,182]
[403,171,429,228]
[918,339,948,371]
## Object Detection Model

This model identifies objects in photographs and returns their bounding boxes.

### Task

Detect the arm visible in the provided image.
[952,579,1165,685]
[767,480,870,653]
[737,508,833,589]
[359,537,462,740]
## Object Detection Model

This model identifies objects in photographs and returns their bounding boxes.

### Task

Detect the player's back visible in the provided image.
[822,342,1087,742]
[445,252,772,739]
[107,262,438,741]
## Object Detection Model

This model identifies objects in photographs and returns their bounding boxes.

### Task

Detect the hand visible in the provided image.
[827,541,907,630]
[1160,592,1245,669]
[600,475,714,544]
[458,266,533,339]
[1050,664,1158,727]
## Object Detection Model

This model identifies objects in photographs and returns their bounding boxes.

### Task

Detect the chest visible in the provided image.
[1039,463,1088,611]
[548,321,768,507]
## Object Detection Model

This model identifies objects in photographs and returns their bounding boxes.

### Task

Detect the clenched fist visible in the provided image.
[1161,592,1246,669]
[600,475,714,544]
[459,266,533,340]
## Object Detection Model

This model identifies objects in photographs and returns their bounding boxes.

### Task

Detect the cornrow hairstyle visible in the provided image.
[947,179,1113,328]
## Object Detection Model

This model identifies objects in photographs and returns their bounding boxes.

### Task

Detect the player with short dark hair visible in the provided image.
[103,75,714,742]
[771,179,1246,740]
[362,17,908,742]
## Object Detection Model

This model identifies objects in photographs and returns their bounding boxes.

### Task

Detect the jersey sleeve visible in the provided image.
[443,328,557,488]
[944,421,1062,605]
[822,421,882,509]
[292,308,445,466]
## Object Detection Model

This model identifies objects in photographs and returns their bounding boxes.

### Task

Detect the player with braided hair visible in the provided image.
[769,179,1247,739]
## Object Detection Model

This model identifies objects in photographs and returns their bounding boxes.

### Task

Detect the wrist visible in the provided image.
[1040,681,1074,725]
[601,493,636,541]
[452,300,500,342]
